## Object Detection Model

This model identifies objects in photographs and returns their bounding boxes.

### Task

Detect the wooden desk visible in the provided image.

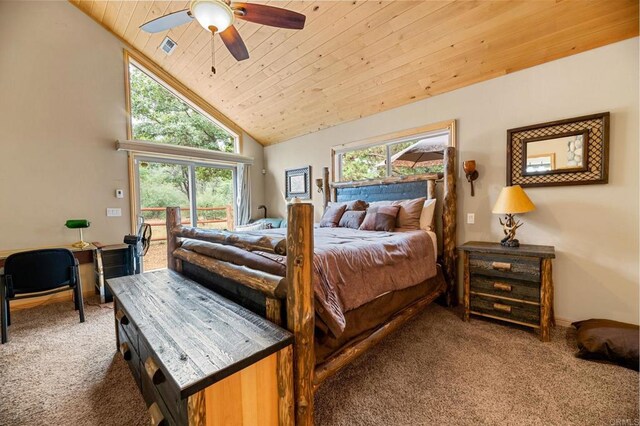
[108,269,294,426]
[0,244,94,267]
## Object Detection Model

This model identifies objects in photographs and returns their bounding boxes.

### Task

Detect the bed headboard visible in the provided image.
[323,146,457,304]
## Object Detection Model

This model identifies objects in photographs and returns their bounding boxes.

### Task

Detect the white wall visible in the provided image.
[264,38,639,325]
[0,1,264,250]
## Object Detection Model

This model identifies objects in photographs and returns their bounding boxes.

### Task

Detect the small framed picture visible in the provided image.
[285,166,311,199]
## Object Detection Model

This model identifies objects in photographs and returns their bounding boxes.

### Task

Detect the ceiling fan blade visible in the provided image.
[219,26,249,61]
[232,3,306,30]
[140,9,193,33]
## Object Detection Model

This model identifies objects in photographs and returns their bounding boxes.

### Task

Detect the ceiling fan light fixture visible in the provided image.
[191,0,234,33]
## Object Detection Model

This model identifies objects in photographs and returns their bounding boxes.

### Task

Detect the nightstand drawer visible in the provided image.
[469,253,540,282]
[470,294,540,326]
[470,275,540,303]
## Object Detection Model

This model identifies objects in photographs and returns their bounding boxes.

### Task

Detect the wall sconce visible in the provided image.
[463,160,479,196]
[315,178,324,193]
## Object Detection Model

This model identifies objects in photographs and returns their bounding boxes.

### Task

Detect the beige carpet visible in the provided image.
[0,298,637,426]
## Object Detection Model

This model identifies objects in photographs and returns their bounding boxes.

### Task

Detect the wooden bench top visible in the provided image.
[106,269,293,398]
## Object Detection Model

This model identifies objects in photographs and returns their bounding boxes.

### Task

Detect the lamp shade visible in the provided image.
[492,185,536,214]
[191,0,234,33]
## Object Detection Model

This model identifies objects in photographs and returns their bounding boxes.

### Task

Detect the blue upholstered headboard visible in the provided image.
[335,180,433,203]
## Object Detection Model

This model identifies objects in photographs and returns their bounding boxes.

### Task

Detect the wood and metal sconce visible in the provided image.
[315,178,324,193]
[463,160,479,196]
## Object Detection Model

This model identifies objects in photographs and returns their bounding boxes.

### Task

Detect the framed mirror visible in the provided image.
[507,112,609,187]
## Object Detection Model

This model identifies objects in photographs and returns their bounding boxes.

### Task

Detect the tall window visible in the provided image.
[126,57,239,271]
[337,132,449,182]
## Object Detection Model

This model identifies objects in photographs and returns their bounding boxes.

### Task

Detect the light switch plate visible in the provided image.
[467,213,475,224]
[107,208,122,217]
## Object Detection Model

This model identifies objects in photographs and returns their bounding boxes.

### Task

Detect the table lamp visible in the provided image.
[65,219,91,249]
[492,185,535,247]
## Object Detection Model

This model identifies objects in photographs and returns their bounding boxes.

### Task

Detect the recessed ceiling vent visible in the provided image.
[160,36,177,55]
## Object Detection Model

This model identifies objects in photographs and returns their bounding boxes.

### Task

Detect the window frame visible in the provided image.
[332,120,457,182]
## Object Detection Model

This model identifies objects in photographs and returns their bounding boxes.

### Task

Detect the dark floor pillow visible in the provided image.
[572,319,639,370]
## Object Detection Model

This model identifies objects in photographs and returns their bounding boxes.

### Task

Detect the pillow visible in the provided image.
[319,204,347,228]
[235,221,273,232]
[419,199,437,231]
[393,197,426,230]
[328,200,369,211]
[338,210,366,229]
[359,205,400,232]
[572,319,639,370]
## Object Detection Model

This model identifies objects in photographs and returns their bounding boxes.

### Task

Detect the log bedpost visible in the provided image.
[442,147,457,306]
[322,167,330,210]
[286,202,315,426]
[166,207,181,271]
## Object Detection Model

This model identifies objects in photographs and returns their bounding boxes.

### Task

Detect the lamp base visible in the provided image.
[500,238,520,248]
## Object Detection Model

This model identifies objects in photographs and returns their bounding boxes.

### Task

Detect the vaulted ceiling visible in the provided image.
[70,0,638,145]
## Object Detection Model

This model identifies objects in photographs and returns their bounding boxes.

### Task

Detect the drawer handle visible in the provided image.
[493,282,512,292]
[492,261,512,271]
[493,303,512,313]
[119,342,132,361]
[145,357,165,385]
[115,309,129,326]
[148,402,167,426]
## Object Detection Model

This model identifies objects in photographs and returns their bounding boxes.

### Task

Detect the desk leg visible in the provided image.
[1,277,7,344]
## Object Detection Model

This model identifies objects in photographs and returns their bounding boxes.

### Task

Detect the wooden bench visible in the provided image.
[107,269,294,426]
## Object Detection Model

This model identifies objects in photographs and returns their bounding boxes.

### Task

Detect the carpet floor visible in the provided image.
[0,297,637,426]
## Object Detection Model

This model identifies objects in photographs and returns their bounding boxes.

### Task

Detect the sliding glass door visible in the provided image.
[135,157,235,271]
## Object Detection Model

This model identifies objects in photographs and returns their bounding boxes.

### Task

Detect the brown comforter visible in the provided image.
[181,227,436,338]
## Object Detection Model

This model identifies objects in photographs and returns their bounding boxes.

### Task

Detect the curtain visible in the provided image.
[236,163,251,226]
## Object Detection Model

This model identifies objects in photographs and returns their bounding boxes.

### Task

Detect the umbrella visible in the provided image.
[378,134,448,168]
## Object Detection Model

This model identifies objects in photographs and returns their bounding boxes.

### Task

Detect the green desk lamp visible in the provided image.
[65,219,91,249]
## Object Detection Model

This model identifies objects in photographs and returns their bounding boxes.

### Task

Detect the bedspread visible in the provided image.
[180,227,436,338]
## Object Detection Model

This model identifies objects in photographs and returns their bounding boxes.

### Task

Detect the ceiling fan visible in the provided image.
[140,0,306,68]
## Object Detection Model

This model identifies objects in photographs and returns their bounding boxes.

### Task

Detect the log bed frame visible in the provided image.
[165,146,457,425]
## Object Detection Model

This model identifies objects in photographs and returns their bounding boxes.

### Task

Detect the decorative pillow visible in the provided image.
[338,210,366,229]
[419,198,437,231]
[328,200,369,211]
[319,204,347,228]
[392,197,426,230]
[573,319,639,370]
[359,205,400,232]
[235,221,273,232]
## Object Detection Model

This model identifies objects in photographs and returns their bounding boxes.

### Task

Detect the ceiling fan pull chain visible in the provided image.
[211,32,216,75]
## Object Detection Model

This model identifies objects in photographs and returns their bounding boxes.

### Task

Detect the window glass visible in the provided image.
[338,133,447,182]
[129,63,236,153]
[340,145,387,181]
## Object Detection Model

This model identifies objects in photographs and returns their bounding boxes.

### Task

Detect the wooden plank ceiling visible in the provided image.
[70,0,638,145]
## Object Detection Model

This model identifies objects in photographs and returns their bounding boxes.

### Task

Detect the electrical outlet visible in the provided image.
[107,208,122,217]
[467,213,475,224]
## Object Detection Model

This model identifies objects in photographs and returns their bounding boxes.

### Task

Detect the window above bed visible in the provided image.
[333,121,456,182]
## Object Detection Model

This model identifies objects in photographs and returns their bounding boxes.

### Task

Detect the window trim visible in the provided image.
[331,120,457,182]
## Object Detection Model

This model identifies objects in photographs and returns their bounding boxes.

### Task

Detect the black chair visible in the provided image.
[0,248,85,344]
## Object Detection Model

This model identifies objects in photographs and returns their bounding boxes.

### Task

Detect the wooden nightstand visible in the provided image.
[459,241,556,341]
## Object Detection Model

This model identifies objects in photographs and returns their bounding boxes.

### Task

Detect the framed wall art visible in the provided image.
[285,166,312,199]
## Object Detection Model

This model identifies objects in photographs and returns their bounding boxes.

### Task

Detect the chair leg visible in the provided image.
[6,299,10,327]
[1,280,8,344]
[76,284,85,323]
